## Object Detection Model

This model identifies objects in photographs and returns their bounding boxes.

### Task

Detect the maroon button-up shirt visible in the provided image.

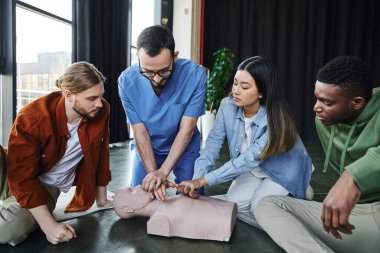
[7,91,111,212]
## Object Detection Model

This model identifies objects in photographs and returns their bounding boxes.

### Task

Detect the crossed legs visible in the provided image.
[256,195,380,253]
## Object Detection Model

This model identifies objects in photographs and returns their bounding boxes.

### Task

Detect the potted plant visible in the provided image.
[201,48,234,140]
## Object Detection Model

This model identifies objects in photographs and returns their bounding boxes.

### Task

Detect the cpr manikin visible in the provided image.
[113,186,237,242]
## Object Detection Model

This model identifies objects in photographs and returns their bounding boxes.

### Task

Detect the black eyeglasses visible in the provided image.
[139,60,174,80]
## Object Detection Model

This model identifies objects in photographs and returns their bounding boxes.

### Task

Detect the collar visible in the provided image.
[235,105,267,128]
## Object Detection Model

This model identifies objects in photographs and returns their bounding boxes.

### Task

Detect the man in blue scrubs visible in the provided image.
[118,25,207,200]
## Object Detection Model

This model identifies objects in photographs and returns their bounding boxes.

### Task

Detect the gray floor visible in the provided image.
[0,140,335,253]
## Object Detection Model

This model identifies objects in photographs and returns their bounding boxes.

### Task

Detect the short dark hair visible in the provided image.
[136,25,175,57]
[317,56,374,101]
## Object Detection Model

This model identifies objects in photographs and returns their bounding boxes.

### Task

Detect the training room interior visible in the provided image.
[0,0,379,252]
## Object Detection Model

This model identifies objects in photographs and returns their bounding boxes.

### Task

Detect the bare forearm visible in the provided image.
[96,186,113,207]
[195,176,208,187]
[134,126,157,173]
[139,117,197,198]
[29,204,58,233]
[160,126,194,175]
[30,204,77,244]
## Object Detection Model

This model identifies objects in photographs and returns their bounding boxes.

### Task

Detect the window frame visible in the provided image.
[0,0,73,145]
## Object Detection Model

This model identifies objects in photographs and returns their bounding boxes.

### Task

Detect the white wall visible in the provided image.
[131,0,161,46]
[172,0,193,59]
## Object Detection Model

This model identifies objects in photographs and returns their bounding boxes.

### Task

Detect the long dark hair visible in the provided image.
[238,56,297,159]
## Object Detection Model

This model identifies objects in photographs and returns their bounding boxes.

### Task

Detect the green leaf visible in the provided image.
[205,48,234,111]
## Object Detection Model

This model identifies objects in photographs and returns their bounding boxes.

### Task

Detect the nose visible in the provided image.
[152,74,164,84]
[95,98,103,108]
[313,101,321,112]
[232,86,240,95]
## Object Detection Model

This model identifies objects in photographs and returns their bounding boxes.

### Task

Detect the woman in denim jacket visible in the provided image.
[178,56,312,227]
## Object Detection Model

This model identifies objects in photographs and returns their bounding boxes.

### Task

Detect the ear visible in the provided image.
[351,96,366,110]
[63,90,74,102]
[173,51,179,62]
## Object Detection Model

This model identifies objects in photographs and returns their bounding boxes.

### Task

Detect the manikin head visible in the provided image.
[113,186,153,218]
[314,56,373,126]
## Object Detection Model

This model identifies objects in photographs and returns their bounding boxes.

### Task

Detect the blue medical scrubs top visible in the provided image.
[118,59,207,155]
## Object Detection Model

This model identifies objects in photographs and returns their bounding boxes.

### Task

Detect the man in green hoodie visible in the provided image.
[255,56,380,253]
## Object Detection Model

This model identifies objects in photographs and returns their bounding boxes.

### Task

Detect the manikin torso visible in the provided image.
[113,186,237,242]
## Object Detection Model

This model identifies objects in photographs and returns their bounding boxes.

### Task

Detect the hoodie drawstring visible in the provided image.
[339,122,357,173]
[323,126,336,173]
[323,122,357,173]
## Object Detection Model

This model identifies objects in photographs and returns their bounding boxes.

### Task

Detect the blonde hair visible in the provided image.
[55,61,106,93]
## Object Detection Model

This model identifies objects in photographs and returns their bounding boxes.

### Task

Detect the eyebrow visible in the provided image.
[140,64,171,72]
[234,77,252,86]
[86,90,105,99]
[314,93,334,103]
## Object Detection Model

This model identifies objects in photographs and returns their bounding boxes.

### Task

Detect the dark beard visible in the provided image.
[150,76,170,90]
[149,64,175,91]
[72,106,97,120]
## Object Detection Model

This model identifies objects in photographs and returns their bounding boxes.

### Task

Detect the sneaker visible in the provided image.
[305,185,314,200]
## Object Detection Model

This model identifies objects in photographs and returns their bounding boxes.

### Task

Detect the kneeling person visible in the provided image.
[0,62,112,246]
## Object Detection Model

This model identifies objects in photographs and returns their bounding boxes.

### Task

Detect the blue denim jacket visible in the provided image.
[194,97,312,199]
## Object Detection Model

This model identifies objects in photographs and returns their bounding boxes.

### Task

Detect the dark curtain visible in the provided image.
[74,0,131,143]
[203,0,380,141]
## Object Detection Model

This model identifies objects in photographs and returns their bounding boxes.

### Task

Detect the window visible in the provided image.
[19,0,72,20]
[130,0,160,65]
[16,0,72,112]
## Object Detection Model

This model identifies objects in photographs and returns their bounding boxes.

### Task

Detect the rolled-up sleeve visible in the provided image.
[205,130,268,186]
[193,103,226,179]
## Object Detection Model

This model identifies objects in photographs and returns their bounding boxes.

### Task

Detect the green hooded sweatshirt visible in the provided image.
[316,88,380,203]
